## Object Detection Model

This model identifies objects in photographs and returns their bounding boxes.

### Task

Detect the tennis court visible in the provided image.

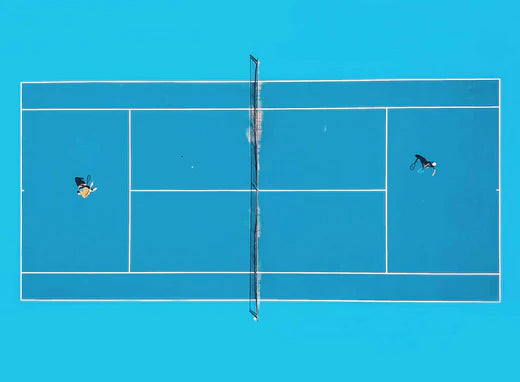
[20,58,500,319]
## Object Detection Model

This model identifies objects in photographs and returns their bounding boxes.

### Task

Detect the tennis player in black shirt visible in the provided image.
[410,154,437,176]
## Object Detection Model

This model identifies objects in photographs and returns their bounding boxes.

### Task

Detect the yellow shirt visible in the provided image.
[78,186,90,198]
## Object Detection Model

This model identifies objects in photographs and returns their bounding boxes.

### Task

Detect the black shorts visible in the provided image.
[415,154,428,166]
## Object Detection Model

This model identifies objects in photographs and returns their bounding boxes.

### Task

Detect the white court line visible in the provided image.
[21,108,250,111]
[20,82,23,300]
[259,299,500,303]
[260,78,501,83]
[22,271,251,275]
[21,106,499,112]
[132,189,251,193]
[21,80,250,84]
[30,187,493,193]
[21,298,251,302]
[260,106,499,110]
[20,298,499,303]
[20,78,500,85]
[498,78,501,302]
[259,189,385,192]
[385,108,389,273]
[128,110,132,273]
[259,272,499,276]
[21,271,499,276]
[132,189,386,193]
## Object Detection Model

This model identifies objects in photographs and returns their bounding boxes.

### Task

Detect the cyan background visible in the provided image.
[1,1,518,380]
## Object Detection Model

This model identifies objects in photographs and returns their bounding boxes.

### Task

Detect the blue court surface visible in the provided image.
[21,78,500,310]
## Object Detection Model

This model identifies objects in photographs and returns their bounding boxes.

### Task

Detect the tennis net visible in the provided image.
[249,55,260,320]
